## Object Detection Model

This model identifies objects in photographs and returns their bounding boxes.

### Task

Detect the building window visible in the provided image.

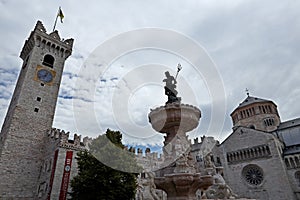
[242,164,264,186]
[264,118,274,126]
[34,108,39,112]
[295,157,300,167]
[41,83,45,86]
[285,158,290,168]
[295,171,300,187]
[216,157,222,166]
[249,125,255,129]
[37,97,41,102]
[42,54,55,68]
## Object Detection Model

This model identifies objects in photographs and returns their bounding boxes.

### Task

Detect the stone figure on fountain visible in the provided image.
[202,168,238,199]
[163,71,181,104]
[137,172,161,200]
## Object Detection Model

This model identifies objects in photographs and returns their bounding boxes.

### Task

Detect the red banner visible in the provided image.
[59,151,73,200]
[47,149,59,200]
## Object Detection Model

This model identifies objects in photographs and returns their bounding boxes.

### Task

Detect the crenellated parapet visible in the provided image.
[127,147,165,172]
[20,20,73,60]
[48,128,90,151]
[134,148,164,161]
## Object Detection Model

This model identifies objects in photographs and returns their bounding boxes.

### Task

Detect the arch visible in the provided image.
[254,149,258,157]
[60,48,64,57]
[252,107,255,115]
[259,106,262,113]
[249,125,255,129]
[216,157,222,166]
[51,44,56,53]
[239,152,243,160]
[42,54,55,68]
[250,149,254,158]
[266,145,271,155]
[65,50,71,58]
[290,157,296,168]
[41,40,46,49]
[36,36,41,47]
[295,171,300,187]
[236,152,240,160]
[55,46,60,55]
[46,42,51,51]
[246,149,251,159]
[233,152,237,161]
[257,147,262,156]
[267,105,272,113]
[285,158,290,168]
[295,157,300,167]
[261,146,266,156]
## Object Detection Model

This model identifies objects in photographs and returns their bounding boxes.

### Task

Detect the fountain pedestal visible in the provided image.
[149,102,213,200]
[155,173,213,200]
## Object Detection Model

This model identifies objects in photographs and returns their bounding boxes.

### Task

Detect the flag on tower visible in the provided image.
[58,7,64,23]
[53,7,64,31]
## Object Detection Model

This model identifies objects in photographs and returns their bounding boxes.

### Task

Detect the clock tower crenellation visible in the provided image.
[0,20,73,198]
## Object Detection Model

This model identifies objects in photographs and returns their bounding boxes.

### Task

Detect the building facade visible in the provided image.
[191,95,300,200]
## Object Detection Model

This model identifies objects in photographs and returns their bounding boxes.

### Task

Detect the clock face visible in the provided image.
[37,69,53,83]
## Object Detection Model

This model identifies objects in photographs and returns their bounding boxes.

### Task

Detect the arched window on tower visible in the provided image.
[42,54,55,68]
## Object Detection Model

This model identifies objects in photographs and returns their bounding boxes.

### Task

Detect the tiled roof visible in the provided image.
[237,96,271,108]
[231,95,273,115]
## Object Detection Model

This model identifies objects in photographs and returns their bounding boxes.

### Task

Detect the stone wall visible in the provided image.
[215,127,296,200]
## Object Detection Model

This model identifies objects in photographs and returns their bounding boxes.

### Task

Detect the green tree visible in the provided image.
[70,129,142,200]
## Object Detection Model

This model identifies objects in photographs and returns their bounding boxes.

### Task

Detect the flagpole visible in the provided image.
[52,7,59,32]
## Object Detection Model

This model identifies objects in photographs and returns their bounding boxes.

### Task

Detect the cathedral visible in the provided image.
[0,21,300,200]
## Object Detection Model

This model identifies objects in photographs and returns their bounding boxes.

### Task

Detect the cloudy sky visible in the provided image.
[0,0,300,149]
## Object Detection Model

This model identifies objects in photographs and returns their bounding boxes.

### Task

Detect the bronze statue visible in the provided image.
[163,70,181,104]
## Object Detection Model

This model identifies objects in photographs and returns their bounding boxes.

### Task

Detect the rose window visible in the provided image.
[242,164,264,185]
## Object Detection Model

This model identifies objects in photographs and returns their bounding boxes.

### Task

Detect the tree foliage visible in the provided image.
[70,129,142,200]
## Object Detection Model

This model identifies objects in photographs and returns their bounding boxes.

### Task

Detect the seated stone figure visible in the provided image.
[202,168,238,199]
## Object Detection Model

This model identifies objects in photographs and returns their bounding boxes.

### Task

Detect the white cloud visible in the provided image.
[0,0,299,149]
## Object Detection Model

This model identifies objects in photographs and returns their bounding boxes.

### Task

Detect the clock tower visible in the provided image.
[0,21,73,198]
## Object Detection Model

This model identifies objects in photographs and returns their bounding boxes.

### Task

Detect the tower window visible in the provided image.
[264,118,274,126]
[41,83,45,86]
[42,54,55,68]
[36,97,41,102]
[34,108,39,112]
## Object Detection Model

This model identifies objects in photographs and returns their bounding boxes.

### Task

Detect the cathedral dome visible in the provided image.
[230,95,281,132]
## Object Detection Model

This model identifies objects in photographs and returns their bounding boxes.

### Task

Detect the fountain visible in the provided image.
[148,65,213,200]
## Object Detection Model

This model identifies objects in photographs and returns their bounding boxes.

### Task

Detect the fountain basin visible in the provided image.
[154,173,213,200]
[149,103,201,133]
